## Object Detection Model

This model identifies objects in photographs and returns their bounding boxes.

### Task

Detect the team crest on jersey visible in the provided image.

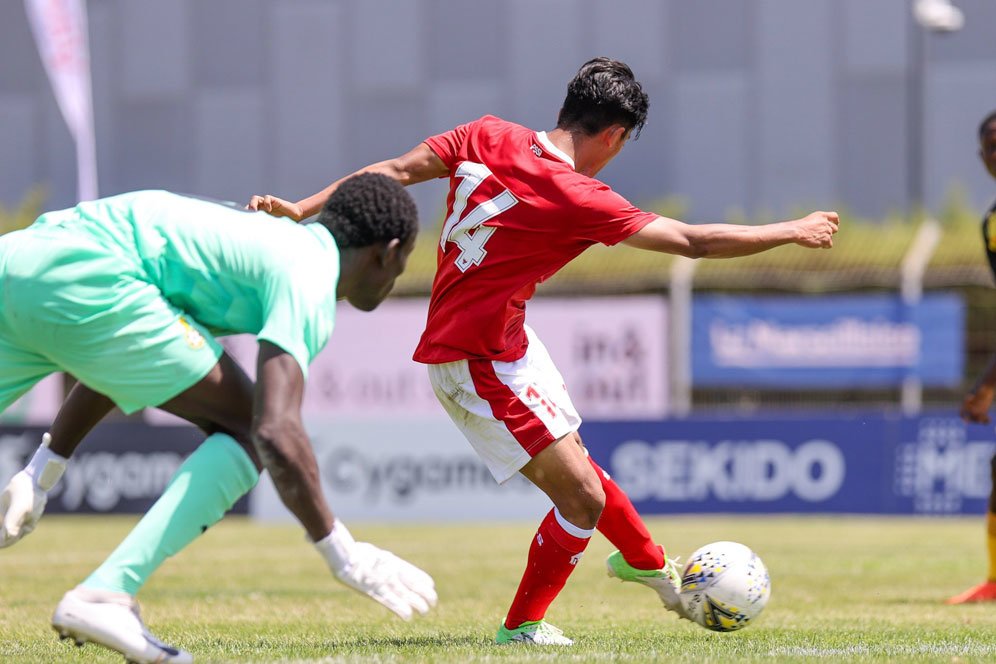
[177,316,206,350]
[530,143,542,157]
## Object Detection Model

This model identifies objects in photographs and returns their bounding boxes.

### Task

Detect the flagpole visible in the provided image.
[24,0,98,202]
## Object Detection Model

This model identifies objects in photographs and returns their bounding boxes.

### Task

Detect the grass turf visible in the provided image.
[1,515,995,663]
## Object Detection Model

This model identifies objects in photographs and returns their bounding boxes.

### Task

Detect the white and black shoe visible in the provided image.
[52,586,192,663]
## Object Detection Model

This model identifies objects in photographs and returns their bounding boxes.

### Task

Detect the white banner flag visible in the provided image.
[25,0,98,201]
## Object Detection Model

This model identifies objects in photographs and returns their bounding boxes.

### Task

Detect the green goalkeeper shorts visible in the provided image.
[0,225,223,415]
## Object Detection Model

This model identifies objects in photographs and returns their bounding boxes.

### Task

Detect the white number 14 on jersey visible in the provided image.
[440,161,518,272]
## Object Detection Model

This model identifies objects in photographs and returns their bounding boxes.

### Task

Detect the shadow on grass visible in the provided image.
[201,633,490,653]
[359,635,487,649]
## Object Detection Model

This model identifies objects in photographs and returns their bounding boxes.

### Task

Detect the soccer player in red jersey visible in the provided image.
[251,57,840,644]
[948,109,996,605]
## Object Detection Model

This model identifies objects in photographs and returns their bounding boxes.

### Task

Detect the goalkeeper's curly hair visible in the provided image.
[316,173,418,249]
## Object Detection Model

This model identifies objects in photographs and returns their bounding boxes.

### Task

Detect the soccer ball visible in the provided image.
[678,541,770,632]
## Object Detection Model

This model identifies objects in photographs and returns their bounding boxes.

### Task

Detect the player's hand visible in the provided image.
[314,522,437,620]
[792,211,840,248]
[329,542,438,620]
[961,385,995,424]
[0,471,48,548]
[246,194,304,221]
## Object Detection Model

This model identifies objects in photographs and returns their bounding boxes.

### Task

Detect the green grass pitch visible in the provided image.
[1,515,995,663]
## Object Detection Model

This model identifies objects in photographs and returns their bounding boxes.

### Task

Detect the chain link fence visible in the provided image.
[4,189,994,417]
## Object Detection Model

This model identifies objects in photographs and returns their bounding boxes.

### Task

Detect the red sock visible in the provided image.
[588,456,665,570]
[504,508,592,629]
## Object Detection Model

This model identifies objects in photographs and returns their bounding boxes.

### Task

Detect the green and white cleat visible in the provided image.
[606,550,690,621]
[496,619,574,646]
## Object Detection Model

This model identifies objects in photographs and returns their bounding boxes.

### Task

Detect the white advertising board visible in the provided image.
[151,296,669,425]
[0,374,63,425]
[526,296,669,419]
[250,417,551,522]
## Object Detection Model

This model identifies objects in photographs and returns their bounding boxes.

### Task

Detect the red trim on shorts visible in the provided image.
[467,359,556,456]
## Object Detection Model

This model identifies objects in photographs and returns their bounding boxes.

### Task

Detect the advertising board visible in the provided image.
[692,294,963,387]
[0,425,249,514]
[582,414,994,515]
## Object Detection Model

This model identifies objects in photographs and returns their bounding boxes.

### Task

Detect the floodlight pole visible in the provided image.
[900,218,943,414]
[902,18,927,416]
[902,1,962,414]
[669,256,698,417]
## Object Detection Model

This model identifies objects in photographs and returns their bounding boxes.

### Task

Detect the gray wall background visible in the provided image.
[2,0,995,223]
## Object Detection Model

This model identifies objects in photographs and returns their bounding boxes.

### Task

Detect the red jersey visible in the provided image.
[412,115,657,364]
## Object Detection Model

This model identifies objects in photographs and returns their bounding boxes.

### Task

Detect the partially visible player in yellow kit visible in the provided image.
[949,109,996,604]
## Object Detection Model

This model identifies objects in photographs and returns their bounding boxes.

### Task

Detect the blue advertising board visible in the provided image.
[581,413,995,515]
[692,294,963,387]
[0,425,250,515]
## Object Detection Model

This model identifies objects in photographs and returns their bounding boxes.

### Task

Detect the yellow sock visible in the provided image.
[987,513,996,583]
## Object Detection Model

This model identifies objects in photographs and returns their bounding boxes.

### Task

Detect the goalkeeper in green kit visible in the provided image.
[0,176,436,663]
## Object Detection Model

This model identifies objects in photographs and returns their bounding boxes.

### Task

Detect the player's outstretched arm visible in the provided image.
[623,211,840,259]
[961,353,996,424]
[252,342,437,619]
[0,382,114,548]
[252,341,332,539]
[248,143,448,222]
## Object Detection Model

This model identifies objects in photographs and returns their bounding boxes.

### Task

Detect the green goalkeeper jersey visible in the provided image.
[25,190,340,378]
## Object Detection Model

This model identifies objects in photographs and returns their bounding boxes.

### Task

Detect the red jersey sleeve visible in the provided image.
[572,181,658,246]
[423,116,489,171]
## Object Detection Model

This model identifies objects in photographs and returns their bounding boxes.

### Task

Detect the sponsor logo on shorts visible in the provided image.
[177,316,206,350]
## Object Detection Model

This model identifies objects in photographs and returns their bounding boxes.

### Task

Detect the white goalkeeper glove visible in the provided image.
[314,519,438,620]
[0,433,67,548]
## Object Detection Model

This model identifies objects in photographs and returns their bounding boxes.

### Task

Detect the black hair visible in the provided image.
[556,57,649,139]
[980,110,996,140]
[317,173,418,249]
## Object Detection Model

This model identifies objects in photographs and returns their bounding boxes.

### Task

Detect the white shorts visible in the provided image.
[427,326,582,484]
